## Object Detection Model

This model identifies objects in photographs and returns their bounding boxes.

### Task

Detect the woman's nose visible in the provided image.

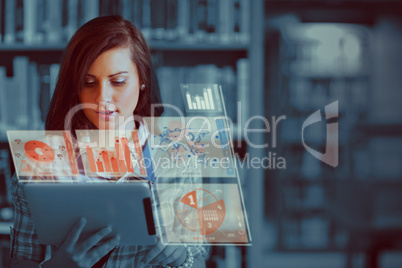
[96,81,113,104]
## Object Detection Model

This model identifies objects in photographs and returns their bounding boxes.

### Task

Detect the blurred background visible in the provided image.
[1,0,402,267]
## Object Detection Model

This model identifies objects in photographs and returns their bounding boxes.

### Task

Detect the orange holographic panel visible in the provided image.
[121,137,134,172]
[101,150,112,173]
[63,132,78,175]
[115,139,127,172]
[96,160,104,172]
[85,146,97,172]
[111,157,119,172]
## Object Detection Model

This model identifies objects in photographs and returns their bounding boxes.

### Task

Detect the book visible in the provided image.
[82,0,99,25]
[38,64,50,123]
[0,67,7,133]
[120,0,132,21]
[4,0,15,43]
[29,62,42,130]
[132,0,143,28]
[206,0,218,42]
[35,0,46,43]
[239,0,250,43]
[176,0,189,39]
[46,0,62,42]
[23,0,36,43]
[0,0,4,43]
[99,0,109,17]
[65,0,78,40]
[150,0,166,40]
[142,0,152,39]
[233,0,240,41]
[165,0,178,40]
[218,0,234,43]
[5,77,17,129]
[14,0,23,42]
[13,56,29,128]
[194,0,207,41]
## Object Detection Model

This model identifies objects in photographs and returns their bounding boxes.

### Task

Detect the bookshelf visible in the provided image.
[0,0,265,267]
[270,21,372,251]
[265,8,402,260]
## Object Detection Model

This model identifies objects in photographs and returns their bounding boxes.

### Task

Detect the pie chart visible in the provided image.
[175,188,225,235]
[24,140,55,164]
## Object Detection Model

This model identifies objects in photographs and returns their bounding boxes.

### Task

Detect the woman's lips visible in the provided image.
[96,110,117,120]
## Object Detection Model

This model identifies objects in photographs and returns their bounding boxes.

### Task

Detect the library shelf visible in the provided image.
[0,42,249,52]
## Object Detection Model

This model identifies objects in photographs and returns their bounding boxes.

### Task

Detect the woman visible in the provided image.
[10,16,208,267]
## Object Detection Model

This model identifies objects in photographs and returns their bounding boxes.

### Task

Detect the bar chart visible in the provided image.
[77,130,147,178]
[181,84,223,113]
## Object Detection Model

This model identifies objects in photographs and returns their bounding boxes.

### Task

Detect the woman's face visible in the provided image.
[79,47,140,129]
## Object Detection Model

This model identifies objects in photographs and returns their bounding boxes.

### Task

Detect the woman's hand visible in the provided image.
[45,218,120,268]
[141,240,187,266]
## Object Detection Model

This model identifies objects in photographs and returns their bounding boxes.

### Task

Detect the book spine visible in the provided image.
[240,0,249,43]
[194,0,207,41]
[132,0,142,28]
[120,0,132,20]
[39,64,50,123]
[206,0,218,42]
[23,0,36,44]
[82,0,99,24]
[29,62,42,129]
[13,56,29,128]
[0,0,4,43]
[4,0,15,43]
[186,0,197,42]
[176,0,189,39]
[107,0,118,15]
[46,0,62,42]
[35,0,45,43]
[61,0,68,39]
[150,0,166,40]
[233,0,240,41]
[5,77,17,128]
[165,0,178,40]
[14,0,23,42]
[0,67,7,132]
[66,0,78,40]
[218,0,233,43]
[99,0,108,17]
[142,0,151,39]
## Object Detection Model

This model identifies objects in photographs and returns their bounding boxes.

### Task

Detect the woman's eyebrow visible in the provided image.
[86,71,129,78]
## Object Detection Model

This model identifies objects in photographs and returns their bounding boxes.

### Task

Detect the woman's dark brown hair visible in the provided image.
[45,15,162,133]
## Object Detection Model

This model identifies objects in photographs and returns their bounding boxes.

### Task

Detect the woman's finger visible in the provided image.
[63,217,87,248]
[87,236,120,264]
[141,241,169,265]
[158,246,187,266]
[77,226,112,253]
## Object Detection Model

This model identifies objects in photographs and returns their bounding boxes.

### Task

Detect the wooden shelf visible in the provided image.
[0,42,249,52]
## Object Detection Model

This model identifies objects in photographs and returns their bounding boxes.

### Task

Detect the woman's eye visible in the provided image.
[111,80,126,86]
[84,81,96,87]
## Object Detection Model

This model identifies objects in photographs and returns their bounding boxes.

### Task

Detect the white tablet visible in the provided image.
[23,182,157,246]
